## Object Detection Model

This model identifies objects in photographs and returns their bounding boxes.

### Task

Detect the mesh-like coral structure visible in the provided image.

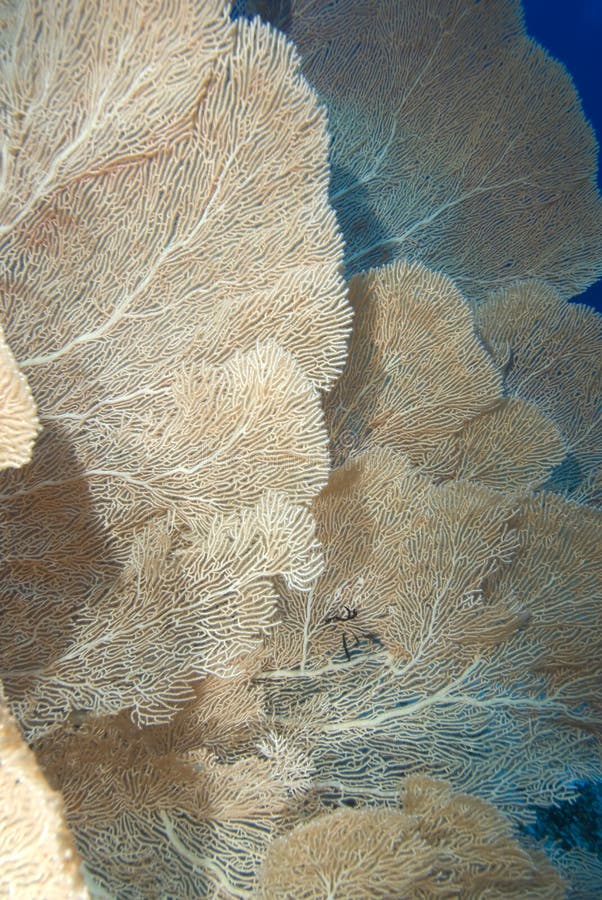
[0,0,350,742]
[1,0,601,897]
[246,0,602,298]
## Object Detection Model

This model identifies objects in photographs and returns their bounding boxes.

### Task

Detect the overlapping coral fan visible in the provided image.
[256,776,566,898]
[0,688,87,899]
[1,0,601,898]
[0,0,351,893]
[475,280,602,495]
[0,0,350,739]
[325,260,568,489]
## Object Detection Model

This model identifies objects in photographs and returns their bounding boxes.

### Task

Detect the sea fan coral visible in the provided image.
[243,0,602,299]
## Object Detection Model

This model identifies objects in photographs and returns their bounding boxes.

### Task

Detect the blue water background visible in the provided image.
[523,0,602,314]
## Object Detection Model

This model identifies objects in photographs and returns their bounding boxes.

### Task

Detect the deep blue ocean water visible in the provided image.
[523,0,602,314]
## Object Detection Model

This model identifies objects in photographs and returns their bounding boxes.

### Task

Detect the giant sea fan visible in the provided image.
[242,0,602,299]
[0,0,350,739]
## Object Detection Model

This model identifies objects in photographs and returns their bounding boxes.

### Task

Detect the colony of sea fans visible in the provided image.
[1,1,601,897]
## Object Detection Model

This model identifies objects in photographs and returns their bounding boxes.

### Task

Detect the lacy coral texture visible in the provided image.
[1,1,601,897]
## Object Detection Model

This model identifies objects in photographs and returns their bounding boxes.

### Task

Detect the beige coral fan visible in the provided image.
[0,0,233,234]
[0,691,88,899]
[260,447,601,819]
[0,3,352,894]
[326,259,502,464]
[486,491,602,708]
[34,704,314,899]
[325,260,565,491]
[0,2,351,739]
[475,279,602,489]
[265,0,602,298]
[421,397,566,492]
[0,324,39,469]
[256,775,566,899]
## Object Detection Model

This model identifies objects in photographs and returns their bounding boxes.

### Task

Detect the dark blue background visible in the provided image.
[523,0,602,313]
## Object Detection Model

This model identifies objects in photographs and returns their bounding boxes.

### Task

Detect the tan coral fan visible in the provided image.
[0,0,232,234]
[325,260,565,491]
[0,694,88,899]
[0,324,39,469]
[256,775,566,899]
[276,0,602,298]
[475,279,602,485]
[261,448,601,819]
[419,397,566,492]
[35,704,312,899]
[326,260,502,465]
[0,8,350,738]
